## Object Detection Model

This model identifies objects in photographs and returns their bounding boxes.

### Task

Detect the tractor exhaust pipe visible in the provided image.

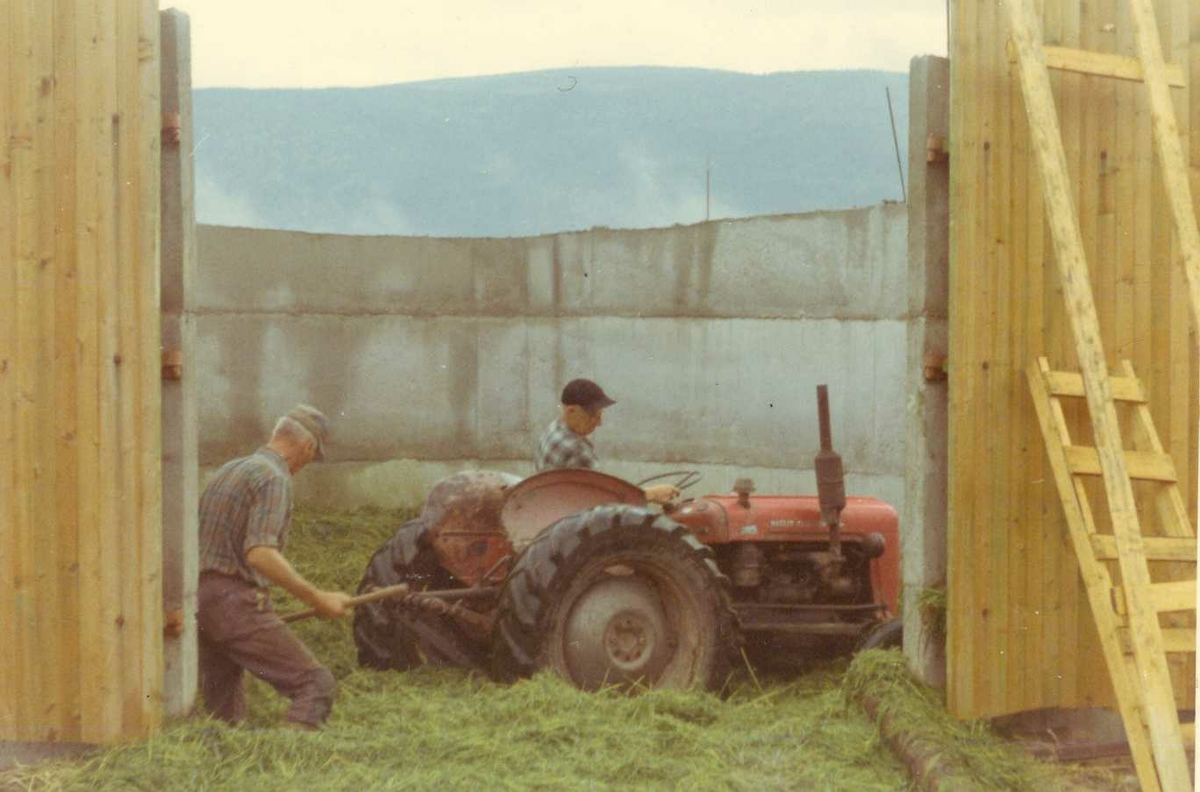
[814,384,846,559]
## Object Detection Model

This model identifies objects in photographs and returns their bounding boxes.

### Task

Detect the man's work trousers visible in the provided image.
[197,572,336,727]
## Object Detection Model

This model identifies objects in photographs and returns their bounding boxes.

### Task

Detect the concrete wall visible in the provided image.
[196,204,908,512]
[160,9,200,719]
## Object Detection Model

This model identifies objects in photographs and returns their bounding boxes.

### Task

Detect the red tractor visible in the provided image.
[352,386,901,690]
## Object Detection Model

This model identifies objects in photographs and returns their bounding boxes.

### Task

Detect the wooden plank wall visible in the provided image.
[0,0,162,743]
[948,0,1199,718]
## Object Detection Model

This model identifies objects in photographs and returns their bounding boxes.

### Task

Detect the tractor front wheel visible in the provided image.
[492,505,738,691]
[856,617,903,652]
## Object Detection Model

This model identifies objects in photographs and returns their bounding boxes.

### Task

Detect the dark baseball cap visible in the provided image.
[560,378,616,411]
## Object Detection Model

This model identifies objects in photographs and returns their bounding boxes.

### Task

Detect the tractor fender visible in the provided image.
[499,468,646,549]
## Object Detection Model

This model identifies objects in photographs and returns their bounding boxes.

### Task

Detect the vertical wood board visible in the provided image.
[948,0,1200,719]
[0,0,162,744]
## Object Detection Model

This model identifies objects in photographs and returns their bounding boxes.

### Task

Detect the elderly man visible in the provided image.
[197,404,351,730]
[535,378,679,504]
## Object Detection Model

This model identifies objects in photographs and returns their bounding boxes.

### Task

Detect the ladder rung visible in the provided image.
[1045,370,1148,402]
[1092,535,1197,562]
[1119,627,1196,654]
[1042,45,1187,87]
[1112,579,1197,616]
[1065,446,1177,482]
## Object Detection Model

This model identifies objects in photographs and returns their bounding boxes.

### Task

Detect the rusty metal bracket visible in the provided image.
[923,352,948,383]
[161,111,181,146]
[926,133,948,164]
[161,348,183,380]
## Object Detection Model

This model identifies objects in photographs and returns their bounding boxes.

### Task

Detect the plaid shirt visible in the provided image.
[536,419,598,472]
[199,447,293,588]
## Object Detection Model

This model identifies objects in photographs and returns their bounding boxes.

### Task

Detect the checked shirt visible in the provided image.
[535,419,598,472]
[198,447,293,589]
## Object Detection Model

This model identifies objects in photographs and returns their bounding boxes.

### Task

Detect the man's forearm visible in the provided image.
[245,546,321,606]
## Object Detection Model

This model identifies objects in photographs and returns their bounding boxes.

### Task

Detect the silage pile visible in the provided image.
[0,506,1126,791]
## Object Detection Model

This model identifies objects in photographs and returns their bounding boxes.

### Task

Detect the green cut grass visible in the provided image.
[0,506,1134,791]
[845,649,1138,791]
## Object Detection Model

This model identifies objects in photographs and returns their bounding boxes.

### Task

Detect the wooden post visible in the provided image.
[0,0,162,745]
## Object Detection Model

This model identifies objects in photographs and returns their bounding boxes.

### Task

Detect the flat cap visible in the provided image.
[287,404,330,461]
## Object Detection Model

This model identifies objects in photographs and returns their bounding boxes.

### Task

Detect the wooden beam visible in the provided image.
[12,0,42,741]
[1091,534,1197,562]
[0,0,20,740]
[1112,580,1198,615]
[1041,45,1187,86]
[1064,446,1178,482]
[1006,1,1191,788]
[1127,0,1200,346]
[946,0,982,718]
[1045,370,1147,402]
[1119,627,1196,654]
[74,0,106,742]
[94,0,125,743]
[1026,360,1154,789]
[136,0,164,737]
[51,0,82,740]
[31,0,60,740]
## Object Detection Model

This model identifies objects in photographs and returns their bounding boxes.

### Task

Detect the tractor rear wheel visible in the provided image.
[492,505,738,691]
[353,518,484,671]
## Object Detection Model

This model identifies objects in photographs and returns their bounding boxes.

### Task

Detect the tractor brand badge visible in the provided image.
[768,519,824,530]
[740,524,759,535]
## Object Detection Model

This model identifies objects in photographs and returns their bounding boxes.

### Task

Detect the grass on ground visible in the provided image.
[0,506,1134,791]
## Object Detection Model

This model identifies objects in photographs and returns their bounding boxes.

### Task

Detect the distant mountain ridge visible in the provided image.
[194,66,909,238]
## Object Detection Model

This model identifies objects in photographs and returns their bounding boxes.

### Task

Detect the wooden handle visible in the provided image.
[281,583,410,623]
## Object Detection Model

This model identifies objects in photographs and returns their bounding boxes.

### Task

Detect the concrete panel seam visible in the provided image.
[187,308,913,322]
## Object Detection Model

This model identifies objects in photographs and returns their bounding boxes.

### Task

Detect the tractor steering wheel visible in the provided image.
[636,470,703,492]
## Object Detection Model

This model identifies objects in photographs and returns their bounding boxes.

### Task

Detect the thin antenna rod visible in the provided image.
[885,87,906,203]
[705,160,711,221]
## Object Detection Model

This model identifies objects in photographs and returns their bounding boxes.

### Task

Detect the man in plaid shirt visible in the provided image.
[535,378,679,504]
[197,404,351,730]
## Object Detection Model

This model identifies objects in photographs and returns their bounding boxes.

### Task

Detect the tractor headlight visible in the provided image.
[862,532,886,559]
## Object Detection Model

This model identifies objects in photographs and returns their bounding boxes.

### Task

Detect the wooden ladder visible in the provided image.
[1003,0,1200,789]
[1028,360,1196,791]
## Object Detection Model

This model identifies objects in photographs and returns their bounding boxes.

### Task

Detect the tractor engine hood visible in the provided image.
[670,493,898,546]
[422,470,522,587]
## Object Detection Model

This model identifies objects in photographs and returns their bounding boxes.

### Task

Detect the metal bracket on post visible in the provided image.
[926,134,948,164]
[161,349,182,380]
[161,111,181,145]
[923,352,948,382]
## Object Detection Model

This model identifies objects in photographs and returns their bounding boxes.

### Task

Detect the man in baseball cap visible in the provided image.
[535,378,678,504]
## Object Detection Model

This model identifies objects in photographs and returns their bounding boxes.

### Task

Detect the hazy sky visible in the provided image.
[164,1,948,89]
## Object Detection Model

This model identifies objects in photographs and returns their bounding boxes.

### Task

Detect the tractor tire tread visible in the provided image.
[352,518,482,671]
[491,504,740,689]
